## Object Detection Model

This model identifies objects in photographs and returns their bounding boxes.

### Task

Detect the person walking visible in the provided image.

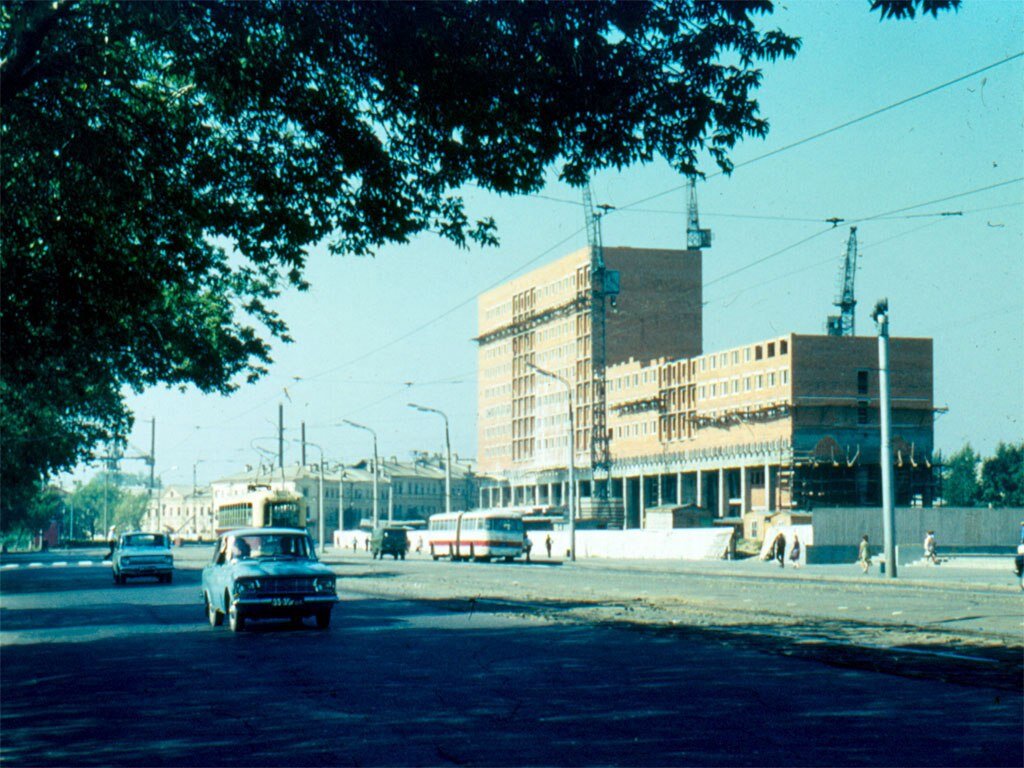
[923,530,938,564]
[545,534,553,559]
[772,532,786,568]
[789,534,802,569]
[523,534,533,563]
[104,525,117,561]
[1014,522,1024,591]
[858,534,872,574]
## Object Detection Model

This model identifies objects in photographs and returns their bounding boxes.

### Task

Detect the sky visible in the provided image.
[70,1,1024,489]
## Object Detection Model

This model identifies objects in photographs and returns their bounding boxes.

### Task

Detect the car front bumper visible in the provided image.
[118,564,174,576]
[234,594,338,617]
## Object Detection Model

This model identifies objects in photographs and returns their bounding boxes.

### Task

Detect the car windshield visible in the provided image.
[229,533,312,560]
[124,534,167,548]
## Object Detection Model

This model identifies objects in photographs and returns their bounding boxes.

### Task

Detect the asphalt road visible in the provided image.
[1,551,1021,767]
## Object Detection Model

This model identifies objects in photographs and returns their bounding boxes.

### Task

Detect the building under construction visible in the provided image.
[476,237,936,532]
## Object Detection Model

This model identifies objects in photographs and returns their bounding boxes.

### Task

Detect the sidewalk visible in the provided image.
[6,545,1020,592]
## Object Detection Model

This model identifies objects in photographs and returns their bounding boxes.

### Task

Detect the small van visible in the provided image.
[371,527,409,560]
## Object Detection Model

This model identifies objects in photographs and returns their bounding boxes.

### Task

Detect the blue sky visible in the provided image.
[84,1,1023,488]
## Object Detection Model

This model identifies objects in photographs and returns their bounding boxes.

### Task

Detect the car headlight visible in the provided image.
[121,557,131,565]
[313,577,336,593]
[234,579,261,596]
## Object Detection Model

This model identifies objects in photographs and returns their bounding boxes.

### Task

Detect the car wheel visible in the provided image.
[315,609,332,629]
[165,572,173,584]
[228,597,246,632]
[206,594,223,627]
[289,615,305,628]
[112,569,120,584]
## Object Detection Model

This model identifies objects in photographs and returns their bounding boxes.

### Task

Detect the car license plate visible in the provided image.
[271,597,297,607]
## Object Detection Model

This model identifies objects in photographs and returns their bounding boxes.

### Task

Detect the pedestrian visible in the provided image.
[352,536,358,552]
[523,534,533,562]
[104,525,117,561]
[545,534,553,558]
[771,532,786,568]
[1014,521,1024,592]
[789,534,802,568]
[923,530,938,564]
[858,534,872,574]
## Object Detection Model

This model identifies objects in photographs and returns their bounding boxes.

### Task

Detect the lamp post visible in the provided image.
[872,299,897,579]
[409,403,452,516]
[527,362,575,562]
[192,459,205,497]
[343,420,379,529]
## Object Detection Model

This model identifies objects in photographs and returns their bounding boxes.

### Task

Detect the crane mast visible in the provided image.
[826,227,858,336]
[582,184,617,499]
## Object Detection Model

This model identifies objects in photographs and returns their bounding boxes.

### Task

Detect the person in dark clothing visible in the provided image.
[772,533,786,568]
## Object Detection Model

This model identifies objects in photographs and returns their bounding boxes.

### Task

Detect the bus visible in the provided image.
[426,509,525,561]
[215,486,307,534]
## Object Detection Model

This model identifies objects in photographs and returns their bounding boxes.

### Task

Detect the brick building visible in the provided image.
[476,245,935,531]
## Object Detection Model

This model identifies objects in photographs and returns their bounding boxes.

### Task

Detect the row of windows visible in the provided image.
[698,369,789,399]
[697,339,789,371]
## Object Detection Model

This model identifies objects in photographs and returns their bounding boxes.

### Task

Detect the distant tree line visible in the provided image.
[939,441,1024,508]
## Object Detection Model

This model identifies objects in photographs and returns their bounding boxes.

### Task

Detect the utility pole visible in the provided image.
[147,418,156,509]
[278,404,284,471]
[873,299,897,579]
[344,420,379,529]
[301,421,307,466]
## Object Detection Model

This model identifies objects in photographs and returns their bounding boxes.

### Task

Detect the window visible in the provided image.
[755,346,763,360]
[732,351,739,365]
[756,374,764,390]
[767,342,775,357]
[745,377,751,392]
[780,339,788,355]
[768,372,776,387]
[782,369,789,385]
[857,369,869,395]
[744,348,751,362]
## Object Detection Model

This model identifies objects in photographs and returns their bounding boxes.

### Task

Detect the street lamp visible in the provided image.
[192,459,205,497]
[527,362,575,562]
[409,403,452,516]
[343,420,379,529]
[872,299,897,579]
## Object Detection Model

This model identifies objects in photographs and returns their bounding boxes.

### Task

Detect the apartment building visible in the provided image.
[476,245,935,530]
[141,485,215,539]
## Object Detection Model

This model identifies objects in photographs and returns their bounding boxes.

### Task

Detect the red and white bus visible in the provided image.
[426,509,525,561]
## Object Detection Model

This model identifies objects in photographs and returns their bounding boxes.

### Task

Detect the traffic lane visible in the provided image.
[2,575,1021,767]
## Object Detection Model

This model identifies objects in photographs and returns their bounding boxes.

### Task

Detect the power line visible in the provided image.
[617,51,1024,211]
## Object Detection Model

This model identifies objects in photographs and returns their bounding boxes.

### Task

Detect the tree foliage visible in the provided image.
[941,444,980,507]
[979,442,1024,508]
[0,1,958,523]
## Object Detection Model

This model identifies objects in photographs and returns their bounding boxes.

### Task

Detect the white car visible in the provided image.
[112,532,175,584]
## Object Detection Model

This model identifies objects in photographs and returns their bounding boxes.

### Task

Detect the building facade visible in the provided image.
[477,245,935,532]
[209,454,481,535]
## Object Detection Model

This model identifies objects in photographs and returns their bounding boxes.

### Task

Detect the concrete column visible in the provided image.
[676,472,683,505]
[740,465,748,516]
[639,473,646,529]
[696,468,703,508]
[765,461,774,511]
[718,468,726,518]
[657,473,664,507]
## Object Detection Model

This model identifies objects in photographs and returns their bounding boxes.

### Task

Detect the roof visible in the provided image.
[221,527,310,536]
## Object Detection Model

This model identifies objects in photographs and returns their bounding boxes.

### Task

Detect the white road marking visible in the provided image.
[27,563,43,568]
[78,561,93,566]
[1,564,18,570]
[52,562,68,567]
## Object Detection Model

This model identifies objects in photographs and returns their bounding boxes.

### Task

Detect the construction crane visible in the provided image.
[582,184,618,501]
[686,178,712,250]
[826,227,858,336]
